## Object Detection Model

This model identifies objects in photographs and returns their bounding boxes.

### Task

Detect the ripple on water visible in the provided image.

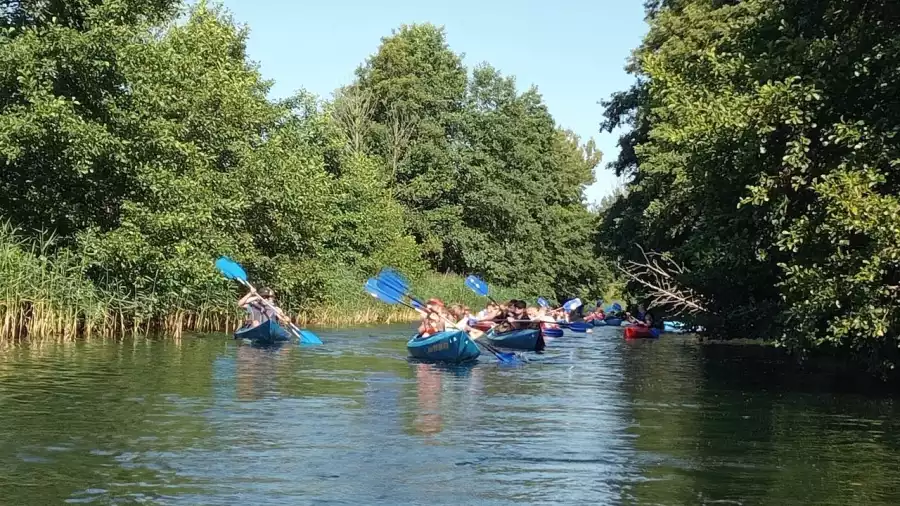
[0,326,898,505]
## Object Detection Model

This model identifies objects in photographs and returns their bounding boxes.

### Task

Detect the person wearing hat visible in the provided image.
[237,286,285,329]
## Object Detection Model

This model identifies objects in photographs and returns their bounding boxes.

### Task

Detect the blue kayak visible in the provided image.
[592,320,607,327]
[234,319,291,345]
[604,318,623,326]
[407,330,481,363]
[485,328,545,352]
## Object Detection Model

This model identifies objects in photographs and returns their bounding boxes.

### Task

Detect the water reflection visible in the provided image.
[235,343,290,400]
[0,327,898,505]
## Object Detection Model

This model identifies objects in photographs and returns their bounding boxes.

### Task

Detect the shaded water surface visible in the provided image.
[0,325,898,504]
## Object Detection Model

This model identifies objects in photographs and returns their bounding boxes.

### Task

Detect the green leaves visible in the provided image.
[602,0,900,373]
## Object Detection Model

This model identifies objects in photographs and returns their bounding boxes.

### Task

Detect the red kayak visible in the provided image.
[625,326,662,339]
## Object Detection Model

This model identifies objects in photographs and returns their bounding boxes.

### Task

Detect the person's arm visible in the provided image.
[237,289,258,308]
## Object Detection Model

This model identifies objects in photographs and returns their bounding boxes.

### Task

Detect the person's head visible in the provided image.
[638,304,646,312]
[643,313,653,325]
[510,300,527,317]
[449,304,466,320]
[258,287,275,301]
[525,307,538,318]
[426,298,445,314]
[486,302,499,312]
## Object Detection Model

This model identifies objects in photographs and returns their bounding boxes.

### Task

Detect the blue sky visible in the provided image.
[220,0,648,204]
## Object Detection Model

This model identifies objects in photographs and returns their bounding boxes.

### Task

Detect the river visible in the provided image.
[0,324,898,505]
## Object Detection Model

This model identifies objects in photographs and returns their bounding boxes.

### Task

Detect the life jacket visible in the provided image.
[246,301,275,323]
[420,317,443,337]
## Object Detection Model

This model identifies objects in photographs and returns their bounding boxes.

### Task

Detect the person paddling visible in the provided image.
[417,298,447,338]
[237,287,285,330]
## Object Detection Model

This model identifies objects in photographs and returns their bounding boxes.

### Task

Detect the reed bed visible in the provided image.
[0,223,531,340]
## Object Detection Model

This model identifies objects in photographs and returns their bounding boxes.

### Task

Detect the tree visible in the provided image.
[600,0,900,372]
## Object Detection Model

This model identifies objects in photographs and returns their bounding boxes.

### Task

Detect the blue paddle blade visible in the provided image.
[465,275,489,297]
[298,329,323,345]
[375,278,408,302]
[365,278,402,305]
[378,268,409,293]
[495,351,520,364]
[215,256,247,282]
[563,298,583,312]
[537,297,549,308]
[611,302,622,312]
[543,328,563,338]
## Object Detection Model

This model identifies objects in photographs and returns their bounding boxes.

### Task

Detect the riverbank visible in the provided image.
[0,223,523,339]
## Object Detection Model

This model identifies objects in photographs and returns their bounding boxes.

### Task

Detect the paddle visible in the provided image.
[364,277,520,364]
[560,321,592,333]
[371,272,522,364]
[215,256,323,345]
[464,275,499,305]
[543,328,564,338]
[464,275,563,337]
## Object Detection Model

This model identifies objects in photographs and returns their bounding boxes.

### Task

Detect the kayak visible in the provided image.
[485,328,545,352]
[592,320,607,327]
[624,326,662,339]
[663,321,689,333]
[407,330,481,363]
[604,318,623,326]
[234,319,291,345]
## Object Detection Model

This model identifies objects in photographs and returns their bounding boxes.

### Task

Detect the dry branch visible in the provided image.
[617,244,709,316]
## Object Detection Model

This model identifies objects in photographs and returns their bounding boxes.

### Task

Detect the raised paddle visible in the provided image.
[537,297,550,309]
[215,256,323,345]
[371,273,522,363]
[464,275,499,305]
[365,276,521,365]
[462,275,563,339]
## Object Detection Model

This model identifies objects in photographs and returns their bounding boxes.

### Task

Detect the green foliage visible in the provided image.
[0,2,615,336]
[356,28,615,300]
[601,0,900,371]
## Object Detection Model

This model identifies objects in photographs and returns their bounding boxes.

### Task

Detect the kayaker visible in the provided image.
[237,287,283,329]
[626,304,648,325]
[417,298,447,338]
[505,300,537,330]
[448,303,485,339]
[527,306,558,330]
[476,302,499,320]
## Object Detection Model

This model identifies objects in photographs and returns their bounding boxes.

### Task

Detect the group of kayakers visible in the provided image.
[412,298,656,339]
[583,302,654,327]
[235,284,655,341]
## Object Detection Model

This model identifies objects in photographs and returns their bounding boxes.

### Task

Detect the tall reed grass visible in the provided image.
[0,223,532,340]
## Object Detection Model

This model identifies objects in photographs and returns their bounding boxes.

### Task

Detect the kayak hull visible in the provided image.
[407,330,481,363]
[604,318,623,326]
[591,320,607,327]
[234,319,291,345]
[625,326,662,339]
[485,328,545,352]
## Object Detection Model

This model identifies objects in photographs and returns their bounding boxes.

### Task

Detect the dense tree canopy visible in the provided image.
[0,3,611,329]
[355,26,610,298]
[600,0,900,371]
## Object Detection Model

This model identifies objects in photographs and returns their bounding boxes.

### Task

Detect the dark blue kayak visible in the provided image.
[407,330,481,363]
[234,319,291,345]
[604,318,623,326]
[484,328,545,352]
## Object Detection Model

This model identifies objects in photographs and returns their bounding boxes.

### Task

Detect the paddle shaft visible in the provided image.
[236,278,305,340]
[394,297,513,361]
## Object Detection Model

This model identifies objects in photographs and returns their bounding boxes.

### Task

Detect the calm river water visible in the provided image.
[0,324,898,505]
